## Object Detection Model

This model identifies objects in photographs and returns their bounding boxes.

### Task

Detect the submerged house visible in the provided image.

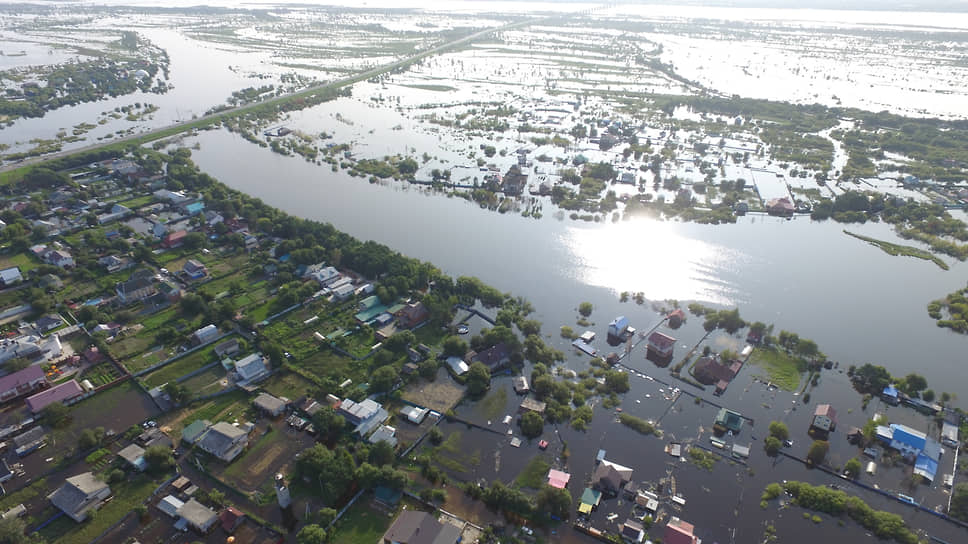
[876,423,941,482]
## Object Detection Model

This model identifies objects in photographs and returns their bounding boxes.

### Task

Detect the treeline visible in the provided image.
[927,283,968,333]
[811,192,968,260]
[781,481,918,544]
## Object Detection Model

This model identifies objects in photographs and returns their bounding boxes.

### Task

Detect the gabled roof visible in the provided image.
[0,365,45,393]
[814,404,837,421]
[198,422,247,457]
[182,419,211,444]
[48,472,110,521]
[219,506,245,532]
[118,444,146,468]
[381,510,460,544]
[176,498,217,530]
[25,380,83,413]
[470,342,511,369]
[648,331,676,349]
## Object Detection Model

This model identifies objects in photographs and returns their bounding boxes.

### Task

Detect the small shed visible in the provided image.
[157,495,184,518]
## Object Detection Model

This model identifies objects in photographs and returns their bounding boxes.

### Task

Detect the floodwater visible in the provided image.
[185,122,968,540]
[189,126,968,400]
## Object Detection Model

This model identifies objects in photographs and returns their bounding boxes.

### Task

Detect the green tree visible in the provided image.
[370,365,398,394]
[535,485,571,520]
[900,373,928,396]
[844,457,862,479]
[465,361,491,397]
[764,436,782,456]
[368,440,396,467]
[144,444,175,473]
[520,411,544,438]
[578,302,593,317]
[311,407,346,441]
[297,524,328,544]
[315,507,338,527]
[163,382,190,405]
[604,370,630,393]
[951,483,968,522]
[41,402,70,428]
[442,336,468,357]
[0,516,33,544]
[768,421,790,442]
[807,440,830,466]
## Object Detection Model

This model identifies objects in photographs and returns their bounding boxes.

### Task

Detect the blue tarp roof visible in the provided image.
[891,424,927,450]
[882,385,898,397]
[915,453,939,481]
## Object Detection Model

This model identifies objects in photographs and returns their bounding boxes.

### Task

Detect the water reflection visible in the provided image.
[562,219,747,306]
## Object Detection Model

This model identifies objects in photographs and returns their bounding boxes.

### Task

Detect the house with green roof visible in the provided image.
[714,408,744,434]
[182,419,211,445]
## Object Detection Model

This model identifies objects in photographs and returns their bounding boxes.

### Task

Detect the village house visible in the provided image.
[43,249,74,269]
[213,338,241,359]
[519,397,547,415]
[48,472,112,522]
[621,519,646,543]
[181,419,211,445]
[381,510,460,544]
[162,230,188,249]
[593,460,633,496]
[191,324,219,346]
[115,269,157,303]
[176,498,218,533]
[0,365,48,403]
[0,267,23,287]
[219,506,245,534]
[395,301,429,329]
[765,197,795,217]
[465,342,511,371]
[182,259,207,279]
[368,425,398,447]
[25,379,84,413]
[513,376,530,394]
[233,353,270,383]
[196,421,249,462]
[664,517,700,544]
[338,398,389,437]
[503,165,528,196]
[253,392,288,417]
[118,444,147,471]
[608,316,630,338]
[811,404,838,433]
[713,408,744,435]
[647,331,676,360]
[876,423,941,482]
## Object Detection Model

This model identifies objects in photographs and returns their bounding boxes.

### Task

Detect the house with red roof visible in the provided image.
[664,517,700,544]
[647,331,676,360]
[162,230,188,248]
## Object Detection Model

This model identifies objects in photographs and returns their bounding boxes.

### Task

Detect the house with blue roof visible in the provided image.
[882,384,899,405]
[184,201,205,216]
[877,423,941,482]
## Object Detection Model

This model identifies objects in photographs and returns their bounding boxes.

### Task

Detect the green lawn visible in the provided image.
[180,366,227,396]
[477,387,508,420]
[117,194,155,208]
[328,499,396,544]
[142,342,221,388]
[748,347,806,391]
[262,371,316,399]
[188,390,250,424]
[0,252,39,273]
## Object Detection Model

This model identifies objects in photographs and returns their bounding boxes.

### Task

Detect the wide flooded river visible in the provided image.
[190,127,968,401]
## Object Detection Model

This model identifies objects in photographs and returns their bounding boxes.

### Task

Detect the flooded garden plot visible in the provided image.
[418,419,546,486]
[401,367,466,414]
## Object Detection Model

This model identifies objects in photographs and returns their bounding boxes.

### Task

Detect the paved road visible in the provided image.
[0,16,541,174]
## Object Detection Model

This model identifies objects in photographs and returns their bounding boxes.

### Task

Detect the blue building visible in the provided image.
[882,384,900,405]
[877,423,941,482]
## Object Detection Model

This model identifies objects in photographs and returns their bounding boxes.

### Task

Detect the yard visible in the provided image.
[180,366,228,397]
[327,497,397,544]
[141,342,223,389]
[400,368,465,413]
[51,380,158,450]
[0,251,39,273]
[219,424,313,492]
[78,361,123,387]
[37,473,164,544]
[261,370,317,399]
[748,347,806,391]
